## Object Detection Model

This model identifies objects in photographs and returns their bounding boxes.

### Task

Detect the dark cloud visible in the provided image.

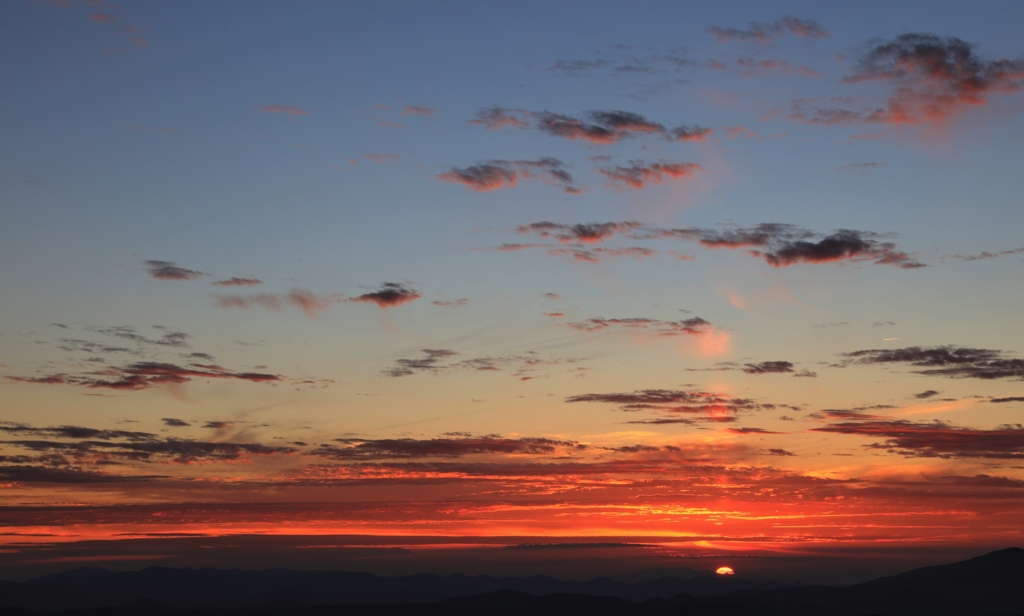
[347,282,422,308]
[310,436,586,460]
[598,161,702,189]
[438,158,582,194]
[161,418,190,427]
[212,277,262,287]
[515,221,644,243]
[742,361,794,374]
[144,260,205,281]
[707,16,829,43]
[813,420,1024,459]
[0,465,167,484]
[383,349,573,379]
[87,325,190,348]
[913,390,940,399]
[789,34,1024,125]
[768,448,796,456]
[844,34,1024,124]
[432,299,469,307]
[0,423,156,441]
[216,288,343,317]
[991,397,1024,403]
[842,346,1024,380]
[567,389,785,423]
[512,221,923,269]
[8,361,280,391]
[382,349,459,377]
[728,427,783,434]
[567,317,712,336]
[469,107,711,144]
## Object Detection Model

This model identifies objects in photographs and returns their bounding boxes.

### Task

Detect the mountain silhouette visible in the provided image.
[0,548,1020,615]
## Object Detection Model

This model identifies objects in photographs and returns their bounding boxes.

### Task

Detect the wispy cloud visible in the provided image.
[706,16,829,43]
[347,282,422,308]
[261,104,311,116]
[470,107,711,144]
[216,289,343,317]
[598,161,701,189]
[438,158,582,194]
[144,260,205,281]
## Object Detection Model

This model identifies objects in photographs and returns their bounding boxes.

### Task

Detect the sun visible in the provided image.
[716,566,735,575]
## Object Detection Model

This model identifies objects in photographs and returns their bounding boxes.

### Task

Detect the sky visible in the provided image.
[1,0,1024,583]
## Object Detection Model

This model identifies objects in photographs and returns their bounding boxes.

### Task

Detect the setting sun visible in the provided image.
[716,567,735,575]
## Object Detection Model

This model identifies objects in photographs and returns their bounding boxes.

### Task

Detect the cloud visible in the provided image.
[516,221,644,243]
[813,420,1024,459]
[91,12,115,22]
[566,389,786,423]
[841,346,1024,380]
[310,436,586,460]
[432,299,469,307]
[543,293,561,300]
[347,282,421,308]
[216,289,343,316]
[707,16,829,43]
[144,260,205,281]
[512,221,924,268]
[729,427,784,435]
[913,390,940,399]
[545,246,658,263]
[383,349,574,379]
[991,397,1024,403]
[768,448,796,456]
[789,34,1024,125]
[438,158,582,194]
[598,161,702,189]
[9,361,280,391]
[742,361,795,374]
[724,126,758,139]
[382,349,459,377]
[843,34,1024,124]
[400,105,436,116]
[261,104,311,116]
[212,277,262,287]
[952,246,1024,261]
[161,418,190,427]
[469,107,711,144]
[567,317,712,336]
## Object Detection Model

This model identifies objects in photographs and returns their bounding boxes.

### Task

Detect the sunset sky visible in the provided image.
[2,0,1023,582]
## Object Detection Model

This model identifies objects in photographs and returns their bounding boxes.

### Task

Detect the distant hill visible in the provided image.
[0,548,1021,615]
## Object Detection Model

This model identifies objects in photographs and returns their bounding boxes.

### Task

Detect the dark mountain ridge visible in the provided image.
[0,547,1020,615]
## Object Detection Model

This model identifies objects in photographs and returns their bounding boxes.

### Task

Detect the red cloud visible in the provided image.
[598,162,701,189]
[215,289,342,317]
[438,158,581,194]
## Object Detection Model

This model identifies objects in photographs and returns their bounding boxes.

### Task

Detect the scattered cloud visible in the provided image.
[598,161,702,189]
[7,361,279,391]
[347,282,421,308]
[735,58,819,76]
[814,420,1024,459]
[161,418,190,427]
[952,246,1024,261]
[991,397,1024,403]
[432,299,469,307]
[469,107,711,144]
[841,346,1024,380]
[438,158,582,194]
[742,361,795,374]
[567,317,712,336]
[144,260,205,281]
[768,448,796,456]
[912,390,940,399]
[310,436,585,460]
[212,277,262,287]
[516,221,644,243]
[567,389,789,424]
[216,289,343,317]
[707,16,829,43]
[545,246,658,263]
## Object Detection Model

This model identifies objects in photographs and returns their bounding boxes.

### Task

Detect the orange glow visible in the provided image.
[716,566,735,575]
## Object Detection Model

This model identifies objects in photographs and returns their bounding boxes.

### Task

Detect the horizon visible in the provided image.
[2,0,1023,587]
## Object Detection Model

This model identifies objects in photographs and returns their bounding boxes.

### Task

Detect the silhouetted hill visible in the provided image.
[0,548,1021,615]
[0,566,788,612]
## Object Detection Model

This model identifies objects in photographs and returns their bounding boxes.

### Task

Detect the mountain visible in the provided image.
[0,548,1021,615]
